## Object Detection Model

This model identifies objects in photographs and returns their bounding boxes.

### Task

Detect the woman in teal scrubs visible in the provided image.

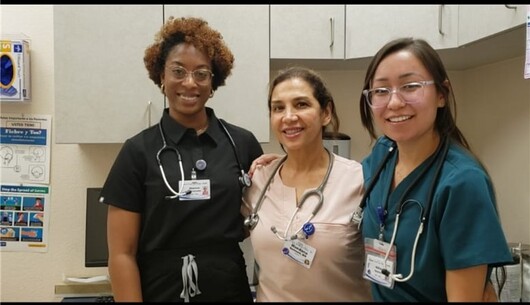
[358,37,513,302]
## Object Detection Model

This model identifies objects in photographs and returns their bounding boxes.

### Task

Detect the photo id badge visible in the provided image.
[282,239,316,269]
[363,237,397,289]
[179,179,210,201]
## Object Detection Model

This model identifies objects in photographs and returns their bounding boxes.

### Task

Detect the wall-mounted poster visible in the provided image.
[0,113,51,184]
[0,183,50,252]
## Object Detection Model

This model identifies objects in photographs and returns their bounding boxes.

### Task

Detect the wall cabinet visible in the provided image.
[55,5,269,143]
[270,5,345,59]
[271,5,461,61]
[458,5,526,46]
[345,5,459,59]
[271,4,521,62]
[54,5,164,143]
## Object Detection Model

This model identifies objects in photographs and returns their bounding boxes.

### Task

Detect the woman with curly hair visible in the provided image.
[100,16,263,302]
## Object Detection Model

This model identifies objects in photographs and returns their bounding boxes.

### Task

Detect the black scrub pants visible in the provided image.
[137,242,253,302]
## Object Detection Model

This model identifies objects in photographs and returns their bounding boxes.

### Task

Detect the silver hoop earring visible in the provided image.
[160,84,165,95]
[209,89,214,98]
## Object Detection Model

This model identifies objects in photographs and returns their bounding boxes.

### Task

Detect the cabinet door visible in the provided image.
[270,5,345,59]
[164,5,269,142]
[346,5,458,59]
[54,5,164,144]
[458,5,526,46]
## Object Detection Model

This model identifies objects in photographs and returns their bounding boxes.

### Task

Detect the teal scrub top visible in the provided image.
[361,136,513,302]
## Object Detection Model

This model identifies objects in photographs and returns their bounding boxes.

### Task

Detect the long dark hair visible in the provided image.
[359,37,469,150]
[359,38,498,198]
[269,66,340,136]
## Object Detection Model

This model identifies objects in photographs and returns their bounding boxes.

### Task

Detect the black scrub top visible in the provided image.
[100,107,263,301]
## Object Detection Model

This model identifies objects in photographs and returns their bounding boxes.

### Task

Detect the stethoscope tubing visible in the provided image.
[245,155,287,229]
[246,148,334,241]
[157,122,190,199]
[370,137,450,282]
[157,116,251,199]
[351,141,395,224]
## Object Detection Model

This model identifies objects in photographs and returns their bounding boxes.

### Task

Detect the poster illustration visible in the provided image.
[0,113,51,184]
[0,183,50,252]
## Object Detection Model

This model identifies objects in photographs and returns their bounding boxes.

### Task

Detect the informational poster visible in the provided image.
[0,184,50,252]
[0,113,51,184]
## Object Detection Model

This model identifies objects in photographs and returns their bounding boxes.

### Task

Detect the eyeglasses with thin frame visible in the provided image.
[167,66,214,85]
[363,80,435,108]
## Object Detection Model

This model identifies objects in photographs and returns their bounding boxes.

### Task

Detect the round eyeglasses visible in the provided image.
[363,80,435,108]
[167,66,214,85]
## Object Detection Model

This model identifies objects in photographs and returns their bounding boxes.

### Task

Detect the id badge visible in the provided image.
[282,239,316,269]
[363,237,397,289]
[179,179,210,201]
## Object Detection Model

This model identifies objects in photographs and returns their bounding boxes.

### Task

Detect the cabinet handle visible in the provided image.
[329,17,334,48]
[147,100,152,127]
[504,5,517,10]
[438,5,445,36]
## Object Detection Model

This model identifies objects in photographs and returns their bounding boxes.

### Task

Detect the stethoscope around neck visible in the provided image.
[157,117,252,200]
[351,136,449,283]
[244,148,334,241]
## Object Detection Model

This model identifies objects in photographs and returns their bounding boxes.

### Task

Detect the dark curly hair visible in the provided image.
[144,16,234,91]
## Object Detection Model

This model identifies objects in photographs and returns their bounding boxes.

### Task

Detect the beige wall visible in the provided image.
[1,5,529,302]
[457,57,530,243]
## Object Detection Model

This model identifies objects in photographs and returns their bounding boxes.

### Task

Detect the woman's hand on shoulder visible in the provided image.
[249,153,283,178]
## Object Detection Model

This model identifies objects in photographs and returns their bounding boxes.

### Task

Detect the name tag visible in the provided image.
[282,239,316,269]
[179,179,210,201]
[363,237,396,289]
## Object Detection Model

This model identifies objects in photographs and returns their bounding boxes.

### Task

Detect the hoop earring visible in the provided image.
[160,84,165,95]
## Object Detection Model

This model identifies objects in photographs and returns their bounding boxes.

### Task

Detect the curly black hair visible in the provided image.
[144,16,234,91]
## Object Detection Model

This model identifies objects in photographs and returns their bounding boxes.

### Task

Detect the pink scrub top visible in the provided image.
[242,154,372,302]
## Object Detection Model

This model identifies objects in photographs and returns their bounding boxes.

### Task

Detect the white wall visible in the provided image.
[1,5,529,302]
[1,5,122,302]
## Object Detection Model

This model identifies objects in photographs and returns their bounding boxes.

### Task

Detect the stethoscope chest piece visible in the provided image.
[158,117,251,200]
[351,206,364,230]
[240,172,252,188]
[244,213,259,230]
[245,150,334,242]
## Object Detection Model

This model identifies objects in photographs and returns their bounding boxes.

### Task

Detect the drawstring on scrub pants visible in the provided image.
[180,254,201,302]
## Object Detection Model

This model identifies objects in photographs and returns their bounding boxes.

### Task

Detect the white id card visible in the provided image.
[363,237,397,289]
[179,179,210,201]
[282,239,316,269]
